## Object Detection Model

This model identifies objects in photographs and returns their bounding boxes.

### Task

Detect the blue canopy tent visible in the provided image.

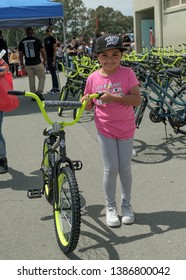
[0,0,64,28]
[0,0,67,81]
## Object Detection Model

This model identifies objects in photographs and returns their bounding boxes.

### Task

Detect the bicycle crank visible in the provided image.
[149,107,166,123]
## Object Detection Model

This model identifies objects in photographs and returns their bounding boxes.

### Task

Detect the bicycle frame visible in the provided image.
[143,73,186,123]
[8,90,100,198]
[8,89,103,254]
[44,128,74,204]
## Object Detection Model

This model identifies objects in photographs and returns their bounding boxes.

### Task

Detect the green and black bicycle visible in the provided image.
[8,90,101,254]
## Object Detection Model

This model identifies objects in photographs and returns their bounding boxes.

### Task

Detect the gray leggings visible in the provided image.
[97,133,133,208]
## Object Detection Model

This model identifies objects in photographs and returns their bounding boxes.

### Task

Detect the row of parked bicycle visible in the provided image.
[57,49,186,136]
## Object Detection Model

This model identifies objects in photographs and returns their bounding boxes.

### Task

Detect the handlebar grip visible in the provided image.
[8,90,25,96]
[44,100,82,108]
[97,92,104,99]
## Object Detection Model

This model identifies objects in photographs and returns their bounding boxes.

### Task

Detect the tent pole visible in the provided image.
[62,19,68,69]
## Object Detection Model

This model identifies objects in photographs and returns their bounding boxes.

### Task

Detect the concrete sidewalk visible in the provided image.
[0,73,186,260]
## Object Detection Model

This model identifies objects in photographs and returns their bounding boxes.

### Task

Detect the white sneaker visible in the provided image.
[106,207,120,227]
[121,204,134,224]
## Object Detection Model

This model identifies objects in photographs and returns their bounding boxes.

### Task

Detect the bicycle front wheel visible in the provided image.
[43,139,54,203]
[53,166,81,254]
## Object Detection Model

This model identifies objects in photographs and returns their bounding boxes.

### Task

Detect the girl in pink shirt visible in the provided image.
[82,34,141,227]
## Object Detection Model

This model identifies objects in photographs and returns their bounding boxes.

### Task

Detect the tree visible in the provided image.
[85,6,133,37]
[59,0,88,38]
[59,0,133,41]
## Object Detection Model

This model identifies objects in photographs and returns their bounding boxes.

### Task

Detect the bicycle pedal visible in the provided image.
[72,160,83,171]
[27,188,43,199]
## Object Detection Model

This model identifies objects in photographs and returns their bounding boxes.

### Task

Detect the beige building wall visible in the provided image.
[163,9,186,46]
[133,0,186,52]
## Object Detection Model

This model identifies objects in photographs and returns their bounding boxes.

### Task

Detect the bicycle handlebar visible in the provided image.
[8,90,102,126]
[8,90,25,96]
[44,100,82,108]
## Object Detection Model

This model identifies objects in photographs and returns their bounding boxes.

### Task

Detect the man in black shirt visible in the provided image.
[44,26,60,94]
[19,27,46,101]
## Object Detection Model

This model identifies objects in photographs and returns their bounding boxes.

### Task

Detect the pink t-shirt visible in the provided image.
[84,65,139,139]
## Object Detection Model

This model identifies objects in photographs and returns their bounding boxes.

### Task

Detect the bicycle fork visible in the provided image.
[53,130,83,205]
[27,136,56,199]
[27,130,83,200]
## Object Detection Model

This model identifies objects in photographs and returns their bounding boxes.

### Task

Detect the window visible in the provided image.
[165,0,179,8]
[165,0,186,8]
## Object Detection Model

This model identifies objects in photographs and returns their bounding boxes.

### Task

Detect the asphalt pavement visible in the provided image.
[0,72,186,260]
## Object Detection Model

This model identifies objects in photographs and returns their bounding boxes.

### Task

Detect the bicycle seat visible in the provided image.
[166,68,182,77]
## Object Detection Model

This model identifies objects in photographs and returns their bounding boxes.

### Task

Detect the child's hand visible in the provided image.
[99,92,113,103]
[80,95,94,111]
[80,95,89,102]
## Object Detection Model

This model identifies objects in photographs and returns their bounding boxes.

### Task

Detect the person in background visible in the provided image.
[19,27,46,101]
[91,30,102,60]
[0,55,19,174]
[85,42,92,57]
[77,41,87,57]
[131,40,135,51]
[44,26,60,94]
[122,32,132,54]
[0,30,9,64]
[81,34,141,227]
[9,48,20,77]
[66,37,78,69]
[56,40,64,72]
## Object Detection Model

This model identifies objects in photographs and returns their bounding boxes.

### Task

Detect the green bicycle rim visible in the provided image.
[54,167,81,254]
[43,140,53,203]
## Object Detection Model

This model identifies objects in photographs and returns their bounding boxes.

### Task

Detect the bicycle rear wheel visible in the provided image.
[53,166,81,254]
[168,87,186,134]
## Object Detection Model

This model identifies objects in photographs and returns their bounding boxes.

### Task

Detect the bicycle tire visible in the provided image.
[134,95,148,128]
[73,91,83,120]
[53,166,81,254]
[42,140,54,203]
[168,87,186,134]
[58,86,69,116]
